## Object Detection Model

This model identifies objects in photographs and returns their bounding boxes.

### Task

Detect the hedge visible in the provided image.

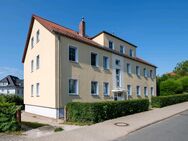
[66,99,149,123]
[0,103,21,132]
[151,94,188,108]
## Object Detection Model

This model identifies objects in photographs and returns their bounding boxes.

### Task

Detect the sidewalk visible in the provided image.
[30,102,188,141]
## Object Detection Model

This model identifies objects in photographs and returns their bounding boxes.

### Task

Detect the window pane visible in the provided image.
[69,79,77,94]
[69,47,76,61]
[91,53,97,66]
[91,82,97,95]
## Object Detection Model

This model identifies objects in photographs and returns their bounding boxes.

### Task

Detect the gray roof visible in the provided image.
[0,75,23,88]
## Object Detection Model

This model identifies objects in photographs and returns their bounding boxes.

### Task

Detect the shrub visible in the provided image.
[151,94,188,108]
[178,76,188,92]
[0,103,21,132]
[160,79,183,96]
[66,99,149,123]
[0,95,23,109]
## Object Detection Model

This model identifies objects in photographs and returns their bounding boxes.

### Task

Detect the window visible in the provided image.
[109,41,114,49]
[127,85,132,96]
[144,87,148,96]
[136,86,141,96]
[144,68,147,77]
[136,66,140,76]
[150,70,153,78]
[127,63,131,74]
[69,79,78,95]
[31,85,34,97]
[116,69,121,87]
[91,52,98,67]
[103,82,109,96]
[91,81,98,95]
[36,83,40,97]
[36,55,40,69]
[129,49,134,57]
[31,37,34,48]
[69,46,78,62]
[151,87,154,96]
[115,59,120,66]
[31,60,34,72]
[103,56,109,70]
[120,45,125,54]
[36,30,40,43]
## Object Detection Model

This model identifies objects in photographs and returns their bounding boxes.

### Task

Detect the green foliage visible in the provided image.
[160,79,183,96]
[0,103,21,132]
[173,60,188,76]
[151,94,188,108]
[0,95,23,109]
[66,99,149,123]
[178,76,188,92]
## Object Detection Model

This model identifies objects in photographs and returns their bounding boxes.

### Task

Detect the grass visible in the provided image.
[22,121,48,129]
[63,121,93,126]
[54,127,64,132]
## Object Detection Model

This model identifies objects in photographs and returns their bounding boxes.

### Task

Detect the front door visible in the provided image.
[114,92,125,101]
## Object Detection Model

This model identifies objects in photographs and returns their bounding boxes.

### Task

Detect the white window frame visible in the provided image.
[144,87,148,96]
[127,63,131,74]
[136,66,140,76]
[36,30,40,43]
[136,86,141,96]
[31,37,34,48]
[150,70,153,79]
[31,85,34,97]
[31,60,34,72]
[91,81,99,96]
[36,83,40,97]
[103,82,109,96]
[103,56,109,70]
[127,85,132,96]
[69,46,78,62]
[115,59,120,66]
[91,52,99,67]
[120,45,125,54]
[116,69,121,87]
[108,40,114,50]
[36,55,40,70]
[151,87,154,96]
[68,79,79,95]
[144,68,147,78]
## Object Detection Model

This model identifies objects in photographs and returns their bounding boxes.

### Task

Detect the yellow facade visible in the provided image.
[23,18,156,118]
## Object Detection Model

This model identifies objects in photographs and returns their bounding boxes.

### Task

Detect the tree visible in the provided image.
[178,76,188,92]
[173,60,188,76]
[160,79,183,96]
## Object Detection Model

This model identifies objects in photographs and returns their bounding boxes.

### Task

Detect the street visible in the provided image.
[115,110,188,141]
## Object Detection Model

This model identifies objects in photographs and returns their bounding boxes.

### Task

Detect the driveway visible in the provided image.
[115,110,188,141]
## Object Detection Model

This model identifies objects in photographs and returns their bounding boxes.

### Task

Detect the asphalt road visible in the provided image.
[115,110,188,141]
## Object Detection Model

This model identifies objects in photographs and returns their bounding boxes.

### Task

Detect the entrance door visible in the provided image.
[114,92,125,101]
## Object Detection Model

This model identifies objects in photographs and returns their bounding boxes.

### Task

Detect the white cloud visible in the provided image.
[0,67,23,79]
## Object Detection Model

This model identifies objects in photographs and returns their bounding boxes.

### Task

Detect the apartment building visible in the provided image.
[22,15,156,118]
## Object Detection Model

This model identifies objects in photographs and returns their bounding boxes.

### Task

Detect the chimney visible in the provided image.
[79,17,85,37]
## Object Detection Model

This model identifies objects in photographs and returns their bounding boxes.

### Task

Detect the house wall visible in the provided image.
[57,35,156,107]
[92,33,136,57]
[24,20,56,111]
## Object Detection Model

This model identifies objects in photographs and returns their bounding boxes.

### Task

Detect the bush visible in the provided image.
[178,76,188,92]
[66,99,149,123]
[160,79,183,96]
[151,94,188,108]
[0,95,23,109]
[0,103,21,132]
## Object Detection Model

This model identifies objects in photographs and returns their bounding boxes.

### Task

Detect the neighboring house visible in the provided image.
[0,75,23,96]
[22,15,157,118]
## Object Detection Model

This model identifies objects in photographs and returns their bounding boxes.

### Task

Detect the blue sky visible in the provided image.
[0,0,188,79]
